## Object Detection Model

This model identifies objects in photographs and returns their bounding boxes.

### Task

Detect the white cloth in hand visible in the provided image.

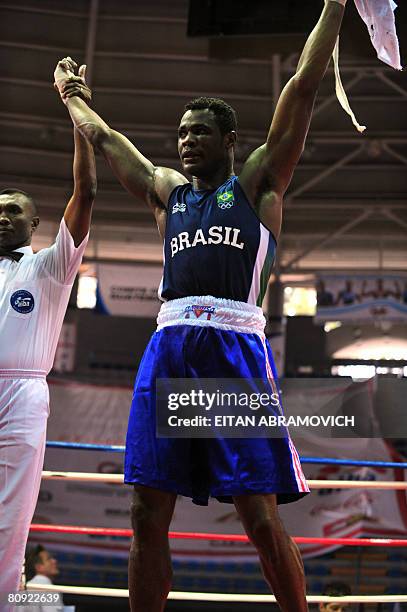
[332,0,402,133]
[353,0,402,70]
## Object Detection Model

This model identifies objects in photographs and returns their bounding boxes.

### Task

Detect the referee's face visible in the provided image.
[0,194,39,250]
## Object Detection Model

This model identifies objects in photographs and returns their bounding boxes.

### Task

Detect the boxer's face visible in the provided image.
[177,109,234,178]
[0,193,39,250]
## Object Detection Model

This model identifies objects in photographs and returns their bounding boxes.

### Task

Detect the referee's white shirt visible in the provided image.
[0,219,88,373]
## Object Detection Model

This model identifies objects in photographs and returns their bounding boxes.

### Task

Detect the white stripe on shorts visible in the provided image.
[261,337,309,493]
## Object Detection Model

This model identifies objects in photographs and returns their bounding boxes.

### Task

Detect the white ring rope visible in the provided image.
[34,468,407,604]
[26,583,407,604]
[41,471,407,490]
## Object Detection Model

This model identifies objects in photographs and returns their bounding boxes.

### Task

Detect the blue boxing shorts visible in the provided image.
[124,296,309,505]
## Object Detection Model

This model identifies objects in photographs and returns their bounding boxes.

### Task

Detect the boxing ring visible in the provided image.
[26,441,407,606]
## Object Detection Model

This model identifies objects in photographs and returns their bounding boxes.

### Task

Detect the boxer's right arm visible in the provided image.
[54,59,186,216]
[64,101,164,209]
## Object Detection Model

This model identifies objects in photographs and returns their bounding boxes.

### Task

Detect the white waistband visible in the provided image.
[157,295,266,335]
[0,369,46,379]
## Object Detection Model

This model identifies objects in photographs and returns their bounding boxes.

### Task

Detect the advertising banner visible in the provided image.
[315,275,407,323]
[33,379,407,563]
[96,264,162,317]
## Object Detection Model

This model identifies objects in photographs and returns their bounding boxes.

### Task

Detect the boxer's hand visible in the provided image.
[54,56,77,95]
[54,60,92,105]
[61,65,92,105]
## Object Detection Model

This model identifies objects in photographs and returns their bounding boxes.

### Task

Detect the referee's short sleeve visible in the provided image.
[35,218,88,285]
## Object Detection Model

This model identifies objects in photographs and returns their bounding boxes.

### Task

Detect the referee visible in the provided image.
[0,69,96,603]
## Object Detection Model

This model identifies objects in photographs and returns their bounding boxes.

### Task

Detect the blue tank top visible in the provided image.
[159,176,276,306]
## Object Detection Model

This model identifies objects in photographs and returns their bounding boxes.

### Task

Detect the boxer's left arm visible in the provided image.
[239,0,346,239]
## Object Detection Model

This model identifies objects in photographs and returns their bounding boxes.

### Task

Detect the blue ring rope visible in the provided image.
[45,441,407,469]
[46,441,125,453]
[301,457,407,469]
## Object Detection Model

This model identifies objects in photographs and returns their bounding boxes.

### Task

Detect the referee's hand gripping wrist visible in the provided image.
[54,57,77,98]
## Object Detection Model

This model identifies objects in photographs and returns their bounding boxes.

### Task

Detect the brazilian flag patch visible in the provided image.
[217,190,235,209]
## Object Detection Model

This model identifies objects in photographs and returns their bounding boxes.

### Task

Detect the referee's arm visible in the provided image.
[63,126,97,246]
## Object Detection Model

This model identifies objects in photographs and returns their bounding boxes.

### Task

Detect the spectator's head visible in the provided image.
[319,582,351,612]
[25,545,59,581]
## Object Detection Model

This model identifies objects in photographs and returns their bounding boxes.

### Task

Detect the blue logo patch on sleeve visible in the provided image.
[10,290,35,314]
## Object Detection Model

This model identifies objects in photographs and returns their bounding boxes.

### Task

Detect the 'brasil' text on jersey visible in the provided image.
[159,176,276,306]
[170,226,244,257]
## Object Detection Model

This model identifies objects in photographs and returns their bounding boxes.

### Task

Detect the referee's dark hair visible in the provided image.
[0,188,38,215]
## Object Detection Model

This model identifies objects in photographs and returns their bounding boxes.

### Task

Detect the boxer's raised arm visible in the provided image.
[240,1,346,226]
[54,58,185,214]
